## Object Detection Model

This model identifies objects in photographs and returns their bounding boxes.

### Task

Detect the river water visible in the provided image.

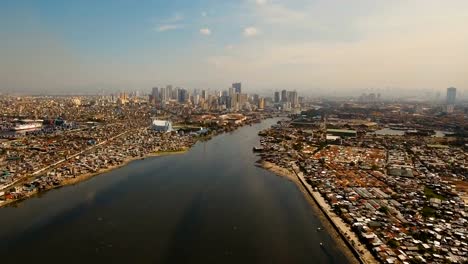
[0,118,349,264]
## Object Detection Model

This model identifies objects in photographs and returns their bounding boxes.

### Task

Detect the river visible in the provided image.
[0,118,350,264]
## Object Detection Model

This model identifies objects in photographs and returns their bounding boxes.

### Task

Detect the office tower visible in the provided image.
[228,87,235,97]
[193,94,200,105]
[274,91,280,103]
[152,87,159,99]
[290,91,298,107]
[281,90,287,102]
[447,87,457,105]
[258,98,265,109]
[253,94,260,104]
[239,93,248,107]
[201,90,207,100]
[160,87,167,102]
[232,82,242,94]
[226,96,232,109]
[178,89,187,103]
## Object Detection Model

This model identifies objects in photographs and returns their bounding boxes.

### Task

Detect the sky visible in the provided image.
[0,0,467,96]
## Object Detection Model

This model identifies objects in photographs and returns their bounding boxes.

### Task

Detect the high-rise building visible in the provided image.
[281,90,288,102]
[232,82,242,94]
[239,93,248,107]
[258,98,265,109]
[178,89,188,103]
[193,94,200,105]
[228,87,235,97]
[172,87,179,100]
[152,87,159,99]
[201,90,207,100]
[274,91,280,103]
[160,87,167,102]
[447,87,457,105]
[290,91,298,107]
[252,94,260,104]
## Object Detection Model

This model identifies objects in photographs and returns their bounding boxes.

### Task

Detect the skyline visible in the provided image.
[1,0,467,95]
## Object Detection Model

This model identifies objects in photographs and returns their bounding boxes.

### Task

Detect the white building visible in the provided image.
[151,119,173,132]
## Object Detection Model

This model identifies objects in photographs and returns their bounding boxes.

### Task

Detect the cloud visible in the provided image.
[155,13,184,32]
[165,13,184,23]
[156,24,183,32]
[201,11,208,17]
[225,45,234,50]
[243,27,259,37]
[199,28,211,35]
[251,0,307,26]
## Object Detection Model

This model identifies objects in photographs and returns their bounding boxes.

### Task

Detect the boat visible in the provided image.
[252,146,264,152]
[11,123,43,131]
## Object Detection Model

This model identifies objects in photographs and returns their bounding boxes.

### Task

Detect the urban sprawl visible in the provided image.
[1,85,467,264]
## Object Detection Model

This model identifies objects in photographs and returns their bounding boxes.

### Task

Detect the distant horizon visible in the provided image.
[1,86,467,102]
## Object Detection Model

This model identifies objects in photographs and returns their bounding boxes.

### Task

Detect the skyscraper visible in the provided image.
[447,87,456,105]
[228,87,235,98]
[281,90,287,102]
[258,98,265,109]
[201,90,207,100]
[274,91,280,103]
[232,82,242,94]
[160,87,167,102]
[152,87,159,97]
[178,89,187,103]
[290,91,298,107]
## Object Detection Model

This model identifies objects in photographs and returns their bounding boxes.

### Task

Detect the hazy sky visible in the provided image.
[0,0,467,95]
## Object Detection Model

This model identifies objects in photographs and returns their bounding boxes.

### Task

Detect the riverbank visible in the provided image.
[291,165,378,264]
[260,161,375,264]
[61,148,189,186]
[0,149,188,208]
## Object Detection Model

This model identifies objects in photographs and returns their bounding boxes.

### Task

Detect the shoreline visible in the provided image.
[0,149,188,208]
[0,118,269,208]
[260,161,377,264]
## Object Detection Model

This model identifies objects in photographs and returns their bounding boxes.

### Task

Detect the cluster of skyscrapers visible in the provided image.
[148,83,267,111]
[273,90,299,111]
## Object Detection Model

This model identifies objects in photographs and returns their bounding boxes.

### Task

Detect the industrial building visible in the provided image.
[151,119,173,132]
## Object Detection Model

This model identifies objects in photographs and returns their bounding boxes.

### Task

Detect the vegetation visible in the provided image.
[421,206,436,218]
[293,143,303,151]
[412,231,431,243]
[313,142,328,154]
[424,187,446,200]
[388,239,399,248]
[378,206,389,214]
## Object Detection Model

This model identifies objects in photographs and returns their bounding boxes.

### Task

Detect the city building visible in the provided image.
[274,91,280,103]
[258,98,265,110]
[447,87,456,105]
[152,87,159,98]
[178,89,188,103]
[151,119,173,132]
[233,82,242,94]
[160,87,167,102]
[281,90,287,102]
[326,129,357,138]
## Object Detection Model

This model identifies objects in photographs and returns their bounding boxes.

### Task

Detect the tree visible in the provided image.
[379,206,389,214]
[387,239,399,248]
